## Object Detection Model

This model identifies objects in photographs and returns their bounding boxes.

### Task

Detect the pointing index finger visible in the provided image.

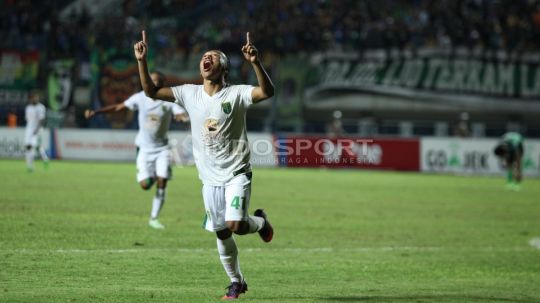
[246,32,250,45]
[142,30,147,44]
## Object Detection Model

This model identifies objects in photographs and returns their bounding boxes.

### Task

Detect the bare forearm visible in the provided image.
[137,59,157,98]
[94,104,122,114]
[252,61,274,98]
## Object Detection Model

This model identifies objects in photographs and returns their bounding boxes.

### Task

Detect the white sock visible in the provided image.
[247,215,265,233]
[39,147,49,162]
[217,236,242,283]
[25,149,35,169]
[150,188,165,219]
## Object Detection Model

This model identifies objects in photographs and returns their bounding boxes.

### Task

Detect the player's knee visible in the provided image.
[225,221,239,232]
[227,221,249,234]
[139,178,154,190]
[156,178,167,189]
[216,229,232,240]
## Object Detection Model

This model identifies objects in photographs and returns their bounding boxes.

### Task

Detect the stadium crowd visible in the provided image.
[2,0,540,134]
[2,0,540,60]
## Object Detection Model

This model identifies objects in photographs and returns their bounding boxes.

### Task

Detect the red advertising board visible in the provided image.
[280,136,420,171]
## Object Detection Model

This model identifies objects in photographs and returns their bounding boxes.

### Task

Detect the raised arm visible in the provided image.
[241,32,274,103]
[134,30,175,102]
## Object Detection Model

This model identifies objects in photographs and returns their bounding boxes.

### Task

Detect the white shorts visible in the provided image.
[202,173,252,232]
[136,148,171,182]
[24,128,41,147]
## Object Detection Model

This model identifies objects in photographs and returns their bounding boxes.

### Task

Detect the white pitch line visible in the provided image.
[0,246,535,254]
[529,238,540,249]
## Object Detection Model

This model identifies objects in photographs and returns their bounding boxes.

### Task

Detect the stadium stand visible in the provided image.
[1,0,540,136]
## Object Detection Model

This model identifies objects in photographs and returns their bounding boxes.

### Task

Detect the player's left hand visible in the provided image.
[241,32,259,63]
[134,30,148,61]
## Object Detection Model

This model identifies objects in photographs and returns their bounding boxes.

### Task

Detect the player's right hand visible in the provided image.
[84,109,95,119]
[134,30,148,61]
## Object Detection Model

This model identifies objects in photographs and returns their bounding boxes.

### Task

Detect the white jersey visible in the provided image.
[172,84,254,186]
[25,103,46,133]
[124,91,186,151]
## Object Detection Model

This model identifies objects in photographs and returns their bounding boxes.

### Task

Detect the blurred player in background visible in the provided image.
[25,91,49,172]
[134,30,274,300]
[493,132,524,191]
[85,71,188,229]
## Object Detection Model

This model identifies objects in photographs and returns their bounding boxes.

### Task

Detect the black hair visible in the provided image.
[208,50,230,80]
[494,143,508,157]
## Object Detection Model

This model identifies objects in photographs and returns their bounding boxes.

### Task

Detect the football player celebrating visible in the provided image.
[134,31,274,299]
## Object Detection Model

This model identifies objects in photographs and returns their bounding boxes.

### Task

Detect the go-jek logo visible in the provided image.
[426,142,490,171]
[447,142,460,168]
[0,137,25,157]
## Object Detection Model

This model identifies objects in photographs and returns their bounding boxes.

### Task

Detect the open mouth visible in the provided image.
[203,60,212,71]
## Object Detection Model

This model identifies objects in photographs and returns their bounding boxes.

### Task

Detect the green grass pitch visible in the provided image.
[1,159,539,303]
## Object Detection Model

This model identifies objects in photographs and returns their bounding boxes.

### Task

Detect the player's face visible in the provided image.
[200,51,224,81]
[150,73,163,87]
[29,94,38,104]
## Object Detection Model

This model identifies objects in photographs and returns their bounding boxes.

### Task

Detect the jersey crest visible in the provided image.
[221,102,232,114]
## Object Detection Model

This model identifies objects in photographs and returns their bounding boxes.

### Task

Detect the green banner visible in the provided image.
[316,52,540,99]
[48,59,74,112]
[275,57,312,129]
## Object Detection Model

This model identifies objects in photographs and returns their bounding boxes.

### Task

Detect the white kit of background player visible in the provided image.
[85,72,188,229]
[25,92,49,172]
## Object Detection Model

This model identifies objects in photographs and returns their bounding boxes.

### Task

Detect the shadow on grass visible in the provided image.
[319,294,538,303]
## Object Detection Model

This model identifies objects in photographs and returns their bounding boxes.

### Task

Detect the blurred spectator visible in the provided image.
[454,112,471,137]
[327,110,344,138]
[7,110,18,128]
